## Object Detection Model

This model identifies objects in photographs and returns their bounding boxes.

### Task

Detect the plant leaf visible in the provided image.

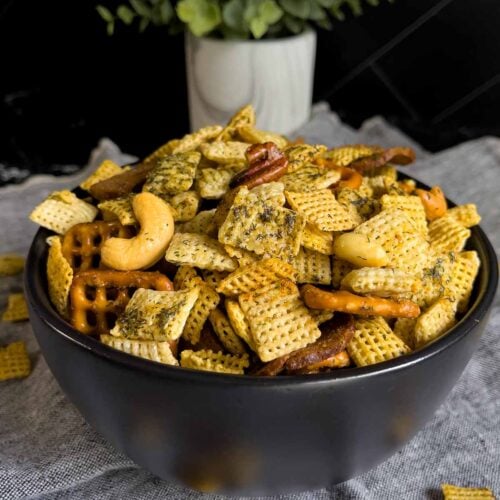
[315,0,335,7]
[223,0,247,32]
[258,0,283,24]
[283,13,304,33]
[279,0,310,19]
[106,19,115,35]
[130,0,152,18]
[96,5,114,22]
[117,5,136,24]
[308,0,326,20]
[177,0,222,37]
[139,16,150,31]
[250,16,267,38]
[159,0,174,23]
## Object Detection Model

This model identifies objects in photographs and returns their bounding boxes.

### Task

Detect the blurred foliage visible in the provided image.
[97,0,395,39]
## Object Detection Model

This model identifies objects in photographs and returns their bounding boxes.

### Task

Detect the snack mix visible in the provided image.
[29,105,482,376]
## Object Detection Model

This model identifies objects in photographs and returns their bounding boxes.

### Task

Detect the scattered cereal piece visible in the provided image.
[441,483,495,499]
[2,293,29,322]
[0,254,25,276]
[0,341,31,381]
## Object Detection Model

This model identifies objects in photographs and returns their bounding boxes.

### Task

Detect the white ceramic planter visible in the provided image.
[185,29,317,135]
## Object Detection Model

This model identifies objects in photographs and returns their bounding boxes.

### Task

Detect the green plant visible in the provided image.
[97,0,394,39]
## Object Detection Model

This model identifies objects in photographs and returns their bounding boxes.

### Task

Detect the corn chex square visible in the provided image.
[445,251,480,313]
[354,208,429,274]
[80,159,123,191]
[292,247,331,285]
[284,144,328,173]
[308,308,335,325]
[173,265,199,290]
[46,236,73,318]
[239,281,321,362]
[171,125,223,154]
[201,269,229,290]
[98,195,137,226]
[0,254,25,276]
[177,209,216,236]
[250,182,286,207]
[209,308,247,355]
[223,245,260,266]
[285,189,358,232]
[341,267,420,298]
[218,187,305,261]
[414,298,457,348]
[30,190,98,235]
[301,224,334,255]
[446,204,481,228]
[2,293,29,322]
[180,349,249,374]
[0,341,31,381]
[217,258,297,296]
[199,141,249,164]
[331,257,354,288]
[393,318,417,349]
[101,335,178,365]
[428,216,471,254]
[380,194,427,236]
[110,288,199,342]
[415,252,455,308]
[168,191,200,222]
[347,316,411,367]
[337,188,378,221]
[196,164,243,199]
[143,152,200,198]
[281,165,340,192]
[237,125,288,149]
[217,105,256,141]
[225,299,255,350]
[441,483,495,499]
[166,233,237,272]
[322,145,378,167]
[182,278,220,344]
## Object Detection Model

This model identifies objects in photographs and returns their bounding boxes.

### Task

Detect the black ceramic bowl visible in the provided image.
[25,179,498,496]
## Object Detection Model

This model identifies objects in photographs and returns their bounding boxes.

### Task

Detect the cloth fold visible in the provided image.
[1,104,499,499]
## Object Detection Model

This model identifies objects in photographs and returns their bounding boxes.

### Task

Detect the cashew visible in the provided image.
[333,232,388,267]
[101,192,174,271]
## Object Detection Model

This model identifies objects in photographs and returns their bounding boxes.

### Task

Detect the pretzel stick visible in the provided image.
[301,285,420,318]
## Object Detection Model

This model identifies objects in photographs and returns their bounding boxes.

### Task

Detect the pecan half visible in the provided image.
[229,142,288,190]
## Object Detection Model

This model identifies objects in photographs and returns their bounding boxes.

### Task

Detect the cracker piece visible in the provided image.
[80,159,123,191]
[332,257,354,288]
[166,233,237,272]
[30,190,98,234]
[0,341,31,381]
[218,187,305,261]
[293,247,332,285]
[446,204,481,228]
[98,195,137,226]
[182,280,220,344]
[177,209,217,236]
[169,190,200,222]
[223,245,260,266]
[0,254,25,276]
[393,318,417,349]
[281,165,340,192]
[284,144,328,173]
[225,299,255,349]
[209,308,247,355]
[285,189,358,232]
[250,182,286,207]
[308,309,335,325]
[174,265,199,290]
[171,125,223,154]
[101,335,179,365]
[110,288,199,342]
[301,224,334,255]
[196,164,243,199]
[216,105,256,141]
[414,298,457,348]
[445,251,480,313]
[354,208,429,274]
[322,145,379,167]
[180,349,249,374]
[239,281,321,362]
[380,194,427,236]
[441,484,495,499]
[201,270,229,290]
[429,216,471,254]
[341,267,420,298]
[237,125,288,149]
[143,152,200,198]
[2,293,29,322]
[217,258,297,296]
[46,236,74,318]
[199,141,249,164]
[347,316,411,367]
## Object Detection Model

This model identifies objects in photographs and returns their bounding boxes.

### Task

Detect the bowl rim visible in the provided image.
[24,174,499,387]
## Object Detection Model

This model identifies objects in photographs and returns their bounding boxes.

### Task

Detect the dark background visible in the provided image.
[1,0,499,185]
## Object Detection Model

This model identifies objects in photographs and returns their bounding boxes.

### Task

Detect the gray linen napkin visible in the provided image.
[0,104,498,499]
